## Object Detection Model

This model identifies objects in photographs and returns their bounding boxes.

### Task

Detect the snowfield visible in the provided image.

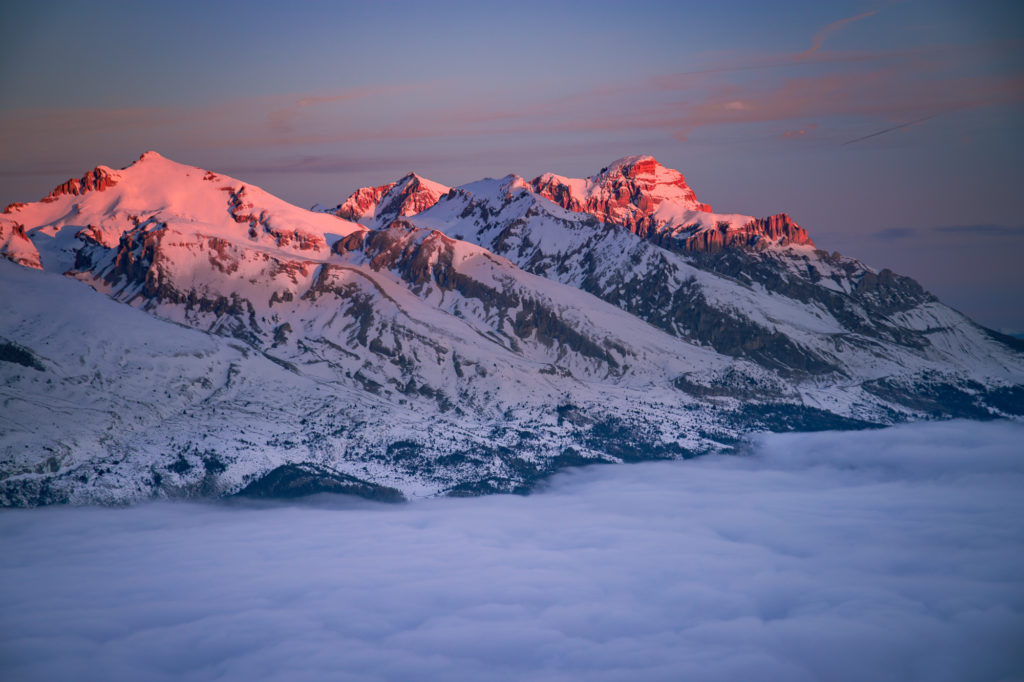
[1,152,1022,505]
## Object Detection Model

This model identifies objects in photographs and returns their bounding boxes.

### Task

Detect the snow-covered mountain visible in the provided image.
[324,172,450,229]
[2,152,1021,506]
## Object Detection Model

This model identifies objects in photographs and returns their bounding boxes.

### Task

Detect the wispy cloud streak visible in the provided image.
[797,11,877,59]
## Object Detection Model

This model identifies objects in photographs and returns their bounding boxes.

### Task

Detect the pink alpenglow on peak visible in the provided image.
[530,157,818,252]
[0,150,365,273]
[663,213,815,253]
[0,221,41,269]
[3,150,1024,510]
[329,156,815,254]
[41,166,120,203]
[335,183,394,223]
[531,155,714,236]
[333,173,451,229]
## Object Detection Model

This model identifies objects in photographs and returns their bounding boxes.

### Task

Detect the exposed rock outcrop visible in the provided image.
[0,221,42,269]
[531,155,713,235]
[41,166,118,202]
[657,213,815,253]
[332,173,450,228]
[3,150,1022,507]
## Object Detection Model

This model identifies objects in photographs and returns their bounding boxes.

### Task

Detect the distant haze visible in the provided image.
[1,1,1022,330]
[2,420,1023,681]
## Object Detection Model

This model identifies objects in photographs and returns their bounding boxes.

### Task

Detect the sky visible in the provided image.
[2,419,1023,681]
[1,0,1022,330]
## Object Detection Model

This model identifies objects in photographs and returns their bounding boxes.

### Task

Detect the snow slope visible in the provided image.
[1,152,1022,506]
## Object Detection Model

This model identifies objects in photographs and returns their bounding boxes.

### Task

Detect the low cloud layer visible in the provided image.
[2,420,1023,681]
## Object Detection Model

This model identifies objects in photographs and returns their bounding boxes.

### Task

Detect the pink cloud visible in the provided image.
[781,123,818,139]
[667,66,1024,141]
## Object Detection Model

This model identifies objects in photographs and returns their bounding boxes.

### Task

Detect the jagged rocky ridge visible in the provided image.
[1,152,1021,506]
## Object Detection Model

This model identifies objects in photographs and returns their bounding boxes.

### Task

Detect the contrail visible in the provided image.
[843,115,935,145]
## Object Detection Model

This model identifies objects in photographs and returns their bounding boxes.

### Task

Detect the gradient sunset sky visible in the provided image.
[2,0,1022,330]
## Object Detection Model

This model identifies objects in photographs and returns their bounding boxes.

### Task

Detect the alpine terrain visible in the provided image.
[1,152,1021,506]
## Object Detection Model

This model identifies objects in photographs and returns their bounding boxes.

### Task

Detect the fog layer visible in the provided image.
[2,420,1023,681]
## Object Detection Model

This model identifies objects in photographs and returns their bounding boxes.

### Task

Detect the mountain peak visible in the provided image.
[597,155,661,177]
[41,165,120,203]
[531,156,713,232]
[3,151,1022,508]
[333,172,450,228]
[500,174,530,193]
[592,155,699,196]
[1,152,361,274]
[137,150,165,163]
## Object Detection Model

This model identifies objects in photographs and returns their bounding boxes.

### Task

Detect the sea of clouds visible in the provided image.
[2,419,1023,682]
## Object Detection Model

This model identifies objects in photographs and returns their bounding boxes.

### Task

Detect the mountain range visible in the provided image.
[1,151,1021,506]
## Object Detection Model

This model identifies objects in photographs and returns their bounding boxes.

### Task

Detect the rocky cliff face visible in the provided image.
[529,157,821,256]
[398,174,930,378]
[41,166,119,202]
[655,213,814,253]
[1,152,1021,507]
[331,173,450,229]
[531,156,712,235]
[0,221,41,269]
[333,182,395,223]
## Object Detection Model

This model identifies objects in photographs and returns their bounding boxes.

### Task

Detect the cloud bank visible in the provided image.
[1,420,1023,682]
